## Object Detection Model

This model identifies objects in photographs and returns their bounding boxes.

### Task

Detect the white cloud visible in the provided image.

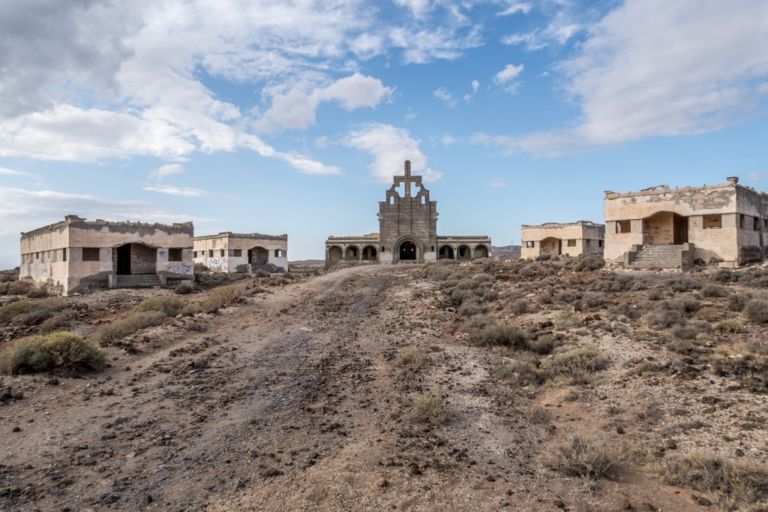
[342,123,442,183]
[143,185,206,198]
[394,0,433,18]
[497,1,532,16]
[471,80,480,94]
[493,64,524,93]
[489,0,768,155]
[149,163,184,181]
[500,1,583,50]
[256,73,393,132]
[489,178,507,188]
[433,87,457,108]
[0,166,32,177]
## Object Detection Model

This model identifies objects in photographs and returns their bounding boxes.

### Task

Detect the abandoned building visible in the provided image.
[19,215,194,295]
[605,177,768,269]
[521,221,605,259]
[193,232,288,272]
[325,160,491,265]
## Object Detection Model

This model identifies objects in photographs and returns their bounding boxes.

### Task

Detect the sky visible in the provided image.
[1,0,767,267]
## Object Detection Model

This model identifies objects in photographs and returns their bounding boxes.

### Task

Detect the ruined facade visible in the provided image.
[20,215,194,295]
[193,232,288,272]
[325,161,491,265]
[605,177,768,268]
[521,221,604,259]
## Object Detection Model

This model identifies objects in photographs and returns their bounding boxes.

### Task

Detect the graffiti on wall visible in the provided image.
[167,262,192,275]
[207,257,228,270]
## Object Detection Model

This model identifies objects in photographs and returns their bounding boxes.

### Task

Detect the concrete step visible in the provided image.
[116,274,162,288]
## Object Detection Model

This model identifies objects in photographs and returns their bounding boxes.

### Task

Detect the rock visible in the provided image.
[11,426,21,433]
[553,499,567,509]
[47,378,60,386]
[616,426,625,434]
[691,495,712,507]
[619,497,633,510]
[735,448,745,457]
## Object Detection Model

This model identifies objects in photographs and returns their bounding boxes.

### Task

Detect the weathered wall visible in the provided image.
[520,222,604,259]
[379,187,437,264]
[19,221,70,293]
[194,234,289,272]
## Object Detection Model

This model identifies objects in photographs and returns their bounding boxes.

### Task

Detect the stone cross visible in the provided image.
[393,160,421,197]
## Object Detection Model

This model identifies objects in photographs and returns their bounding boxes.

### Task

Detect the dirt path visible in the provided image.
[1,266,704,511]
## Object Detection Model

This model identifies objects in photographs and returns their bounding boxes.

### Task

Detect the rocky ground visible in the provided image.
[1,261,767,511]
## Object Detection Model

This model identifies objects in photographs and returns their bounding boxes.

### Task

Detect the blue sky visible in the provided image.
[1,0,767,267]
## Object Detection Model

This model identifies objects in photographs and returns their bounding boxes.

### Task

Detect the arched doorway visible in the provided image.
[362,245,378,261]
[457,245,472,260]
[345,246,359,260]
[438,245,454,260]
[116,243,157,275]
[328,246,343,262]
[249,246,269,264]
[474,245,489,258]
[643,211,688,245]
[399,241,417,261]
[540,237,561,257]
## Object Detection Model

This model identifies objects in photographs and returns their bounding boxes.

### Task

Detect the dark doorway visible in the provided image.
[399,241,417,261]
[117,244,131,275]
[674,213,689,244]
[249,247,269,264]
[362,246,378,261]
[458,245,472,260]
[438,245,454,260]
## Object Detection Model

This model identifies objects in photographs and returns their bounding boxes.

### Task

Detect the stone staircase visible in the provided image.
[627,245,687,269]
[115,274,162,288]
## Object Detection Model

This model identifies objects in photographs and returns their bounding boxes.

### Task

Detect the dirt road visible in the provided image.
[1,266,702,511]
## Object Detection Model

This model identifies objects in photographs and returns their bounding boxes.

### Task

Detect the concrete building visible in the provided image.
[20,215,194,295]
[325,160,491,265]
[605,177,768,269]
[521,221,605,259]
[193,232,288,272]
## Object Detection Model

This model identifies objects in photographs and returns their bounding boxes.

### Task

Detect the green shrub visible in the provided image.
[0,298,63,325]
[546,434,620,480]
[94,311,166,344]
[135,296,186,316]
[0,332,105,375]
[744,299,768,324]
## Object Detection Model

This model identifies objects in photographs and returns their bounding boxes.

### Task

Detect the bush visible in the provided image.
[0,280,33,296]
[729,293,751,312]
[0,332,105,375]
[715,319,744,334]
[398,346,428,367]
[408,392,446,425]
[546,434,620,480]
[702,285,727,298]
[646,308,685,329]
[572,255,605,272]
[528,335,556,355]
[542,346,609,383]
[510,299,528,315]
[26,287,49,299]
[0,298,63,325]
[196,284,247,314]
[39,313,70,333]
[660,455,768,506]
[94,311,166,344]
[175,283,194,295]
[494,360,543,386]
[135,296,186,317]
[744,299,768,324]
[470,322,528,349]
[193,262,209,273]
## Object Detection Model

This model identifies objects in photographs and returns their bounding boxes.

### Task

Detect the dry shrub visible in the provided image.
[572,254,604,272]
[458,299,488,317]
[646,308,685,329]
[409,392,446,425]
[744,299,768,324]
[0,298,63,325]
[0,331,105,375]
[715,319,745,334]
[0,280,34,296]
[398,346,428,367]
[39,312,70,333]
[26,287,49,299]
[553,310,579,330]
[469,322,528,349]
[94,311,166,344]
[660,455,768,506]
[135,296,186,317]
[702,285,727,298]
[729,293,751,312]
[546,434,620,480]
[709,342,768,392]
[494,359,543,386]
[542,346,609,383]
[196,283,247,313]
[528,335,556,355]
[510,299,528,315]
[175,283,194,295]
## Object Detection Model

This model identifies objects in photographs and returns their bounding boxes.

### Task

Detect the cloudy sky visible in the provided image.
[1,0,767,266]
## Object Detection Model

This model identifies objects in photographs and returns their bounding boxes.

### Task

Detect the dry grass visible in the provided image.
[135,296,186,317]
[659,455,768,507]
[93,311,166,344]
[195,283,248,314]
[542,346,609,384]
[546,433,621,480]
[408,392,447,425]
[0,331,105,375]
[0,298,63,326]
[469,322,528,349]
[398,346,429,367]
[744,299,768,324]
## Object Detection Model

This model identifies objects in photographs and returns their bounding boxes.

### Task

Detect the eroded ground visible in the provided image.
[1,262,767,511]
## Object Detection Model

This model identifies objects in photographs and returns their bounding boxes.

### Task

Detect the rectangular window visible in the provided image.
[35,252,39,260]
[82,247,100,261]
[168,248,183,262]
[754,217,760,231]
[62,248,67,262]
[208,250,213,257]
[703,214,722,229]
[233,249,242,257]
[567,239,576,247]
[739,214,745,229]
[598,239,604,248]
[525,241,535,248]
[616,220,632,233]
[220,249,225,257]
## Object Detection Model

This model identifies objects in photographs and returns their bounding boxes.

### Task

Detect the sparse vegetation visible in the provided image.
[0,298,63,326]
[546,434,621,480]
[175,283,194,294]
[408,392,446,425]
[195,283,248,313]
[0,331,105,375]
[135,296,186,317]
[542,346,609,383]
[744,299,768,324]
[398,346,428,367]
[93,311,166,344]
[469,322,528,349]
